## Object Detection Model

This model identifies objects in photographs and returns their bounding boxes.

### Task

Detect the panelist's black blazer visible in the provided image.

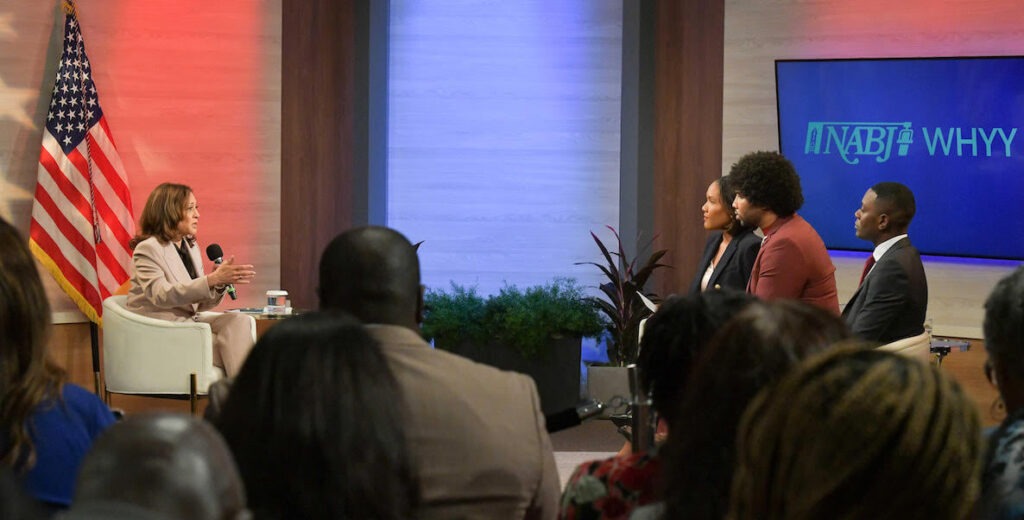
[687,228,762,295]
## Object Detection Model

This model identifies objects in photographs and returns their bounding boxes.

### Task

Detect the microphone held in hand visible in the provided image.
[205,243,237,300]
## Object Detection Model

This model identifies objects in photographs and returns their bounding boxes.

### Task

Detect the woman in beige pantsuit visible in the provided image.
[126,183,256,376]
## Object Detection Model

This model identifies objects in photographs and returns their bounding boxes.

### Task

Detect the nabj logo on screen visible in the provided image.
[803,122,1017,165]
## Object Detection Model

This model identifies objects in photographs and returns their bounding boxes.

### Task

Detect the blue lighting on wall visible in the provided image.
[388,1,623,296]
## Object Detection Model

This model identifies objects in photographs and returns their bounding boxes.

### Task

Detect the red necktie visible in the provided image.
[859,255,876,286]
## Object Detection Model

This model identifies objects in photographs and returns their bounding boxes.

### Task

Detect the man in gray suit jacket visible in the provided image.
[842,182,928,344]
[318,226,560,520]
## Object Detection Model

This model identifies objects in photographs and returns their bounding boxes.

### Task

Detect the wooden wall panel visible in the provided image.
[652,0,725,296]
[722,0,1024,337]
[281,0,361,309]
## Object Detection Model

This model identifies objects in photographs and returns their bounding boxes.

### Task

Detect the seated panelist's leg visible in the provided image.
[200,313,255,377]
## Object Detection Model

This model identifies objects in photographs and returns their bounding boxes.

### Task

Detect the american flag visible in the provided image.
[29,3,134,325]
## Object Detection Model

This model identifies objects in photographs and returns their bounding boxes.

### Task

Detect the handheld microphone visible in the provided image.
[205,243,237,300]
[545,399,604,433]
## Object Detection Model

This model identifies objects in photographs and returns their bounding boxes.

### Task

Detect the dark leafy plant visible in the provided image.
[578,226,669,367]
[422,278,605,359]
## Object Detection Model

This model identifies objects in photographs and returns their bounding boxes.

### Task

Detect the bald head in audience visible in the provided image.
[318,226,422,329]
[63,414,249,520]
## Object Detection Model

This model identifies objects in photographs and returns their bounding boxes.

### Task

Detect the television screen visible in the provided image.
[776,57,1024,260]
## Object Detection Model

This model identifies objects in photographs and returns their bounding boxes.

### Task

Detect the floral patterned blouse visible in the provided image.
[979,407,1024,519]
[558,450,662,520]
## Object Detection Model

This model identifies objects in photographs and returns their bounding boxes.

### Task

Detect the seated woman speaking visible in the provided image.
[126,182,256,376]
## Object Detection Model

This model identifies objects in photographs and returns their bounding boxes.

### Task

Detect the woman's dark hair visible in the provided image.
[728,151,804,217]
[0,217,66,471]
[983,265,1024,384]
[130,182,194,248]
[215,311,419,519]
[636,290,755,424]
[730,346,981,520]
[716,176,752,237]
[660,300,851,520]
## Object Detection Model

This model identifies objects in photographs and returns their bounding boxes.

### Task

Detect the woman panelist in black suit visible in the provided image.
[688,176,762,294]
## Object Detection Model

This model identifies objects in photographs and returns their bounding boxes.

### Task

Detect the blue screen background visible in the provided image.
[776,57,1024,260]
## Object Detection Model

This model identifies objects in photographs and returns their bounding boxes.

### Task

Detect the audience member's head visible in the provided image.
[637,290,755,424]
[215,311,419,520]
[728,151,803,222]
[318,226,422,329]
[984,265,1024,414]
[67,414,249,520]
[661,300,852,520]
[729,346,981,520]
[0,217,66,470]
[0,468,41,519]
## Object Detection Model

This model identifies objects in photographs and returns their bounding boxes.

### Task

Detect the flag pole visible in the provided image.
[90,322,101,395]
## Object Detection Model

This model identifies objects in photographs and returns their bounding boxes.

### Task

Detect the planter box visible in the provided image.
[438,337,581,416]
[586,365,631,417]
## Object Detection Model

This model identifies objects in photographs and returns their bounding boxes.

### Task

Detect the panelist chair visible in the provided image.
[877,330,932,365]
[101,295,255,415]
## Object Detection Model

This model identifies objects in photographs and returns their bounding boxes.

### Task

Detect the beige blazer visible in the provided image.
[366,325,560,520]
[125,236,223,321]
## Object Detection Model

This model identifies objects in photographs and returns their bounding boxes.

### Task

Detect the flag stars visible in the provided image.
[55,122,64,133]
[87,98,96,107]
[57,110,65,119]
[86,109,94,120]
[63,135,72,145]
[59,97,67,107]
[77,122,86,132]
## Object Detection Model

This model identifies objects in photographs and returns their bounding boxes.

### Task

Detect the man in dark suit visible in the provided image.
[730,151,839,314]
[842,182,928,344]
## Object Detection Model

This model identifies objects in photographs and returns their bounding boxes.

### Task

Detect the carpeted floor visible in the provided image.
[550,418,624,488]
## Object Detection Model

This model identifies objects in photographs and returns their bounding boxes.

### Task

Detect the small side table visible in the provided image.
[930,338,971,367]
[229,308,298,338]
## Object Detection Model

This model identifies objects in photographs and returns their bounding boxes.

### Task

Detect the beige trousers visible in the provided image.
[198,312,255,377]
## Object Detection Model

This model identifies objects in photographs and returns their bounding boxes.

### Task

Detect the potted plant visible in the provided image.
[422,278,605,415]
[578,226,668,412]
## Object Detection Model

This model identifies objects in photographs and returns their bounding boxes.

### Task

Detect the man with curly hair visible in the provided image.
[728,151,839,314]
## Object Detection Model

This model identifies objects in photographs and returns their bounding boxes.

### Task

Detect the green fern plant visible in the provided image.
[422,279,605,359]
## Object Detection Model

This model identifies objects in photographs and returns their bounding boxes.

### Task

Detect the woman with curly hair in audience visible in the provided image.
[729,346,981,520]
[634,299,851,520]
[215,311,419,519]
[0,217,115,511]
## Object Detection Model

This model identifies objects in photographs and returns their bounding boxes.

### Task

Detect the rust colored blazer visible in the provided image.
[747,214,839,314]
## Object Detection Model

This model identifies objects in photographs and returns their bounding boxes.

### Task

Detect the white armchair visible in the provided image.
[877,330,932,364]
[101,295,254,414]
